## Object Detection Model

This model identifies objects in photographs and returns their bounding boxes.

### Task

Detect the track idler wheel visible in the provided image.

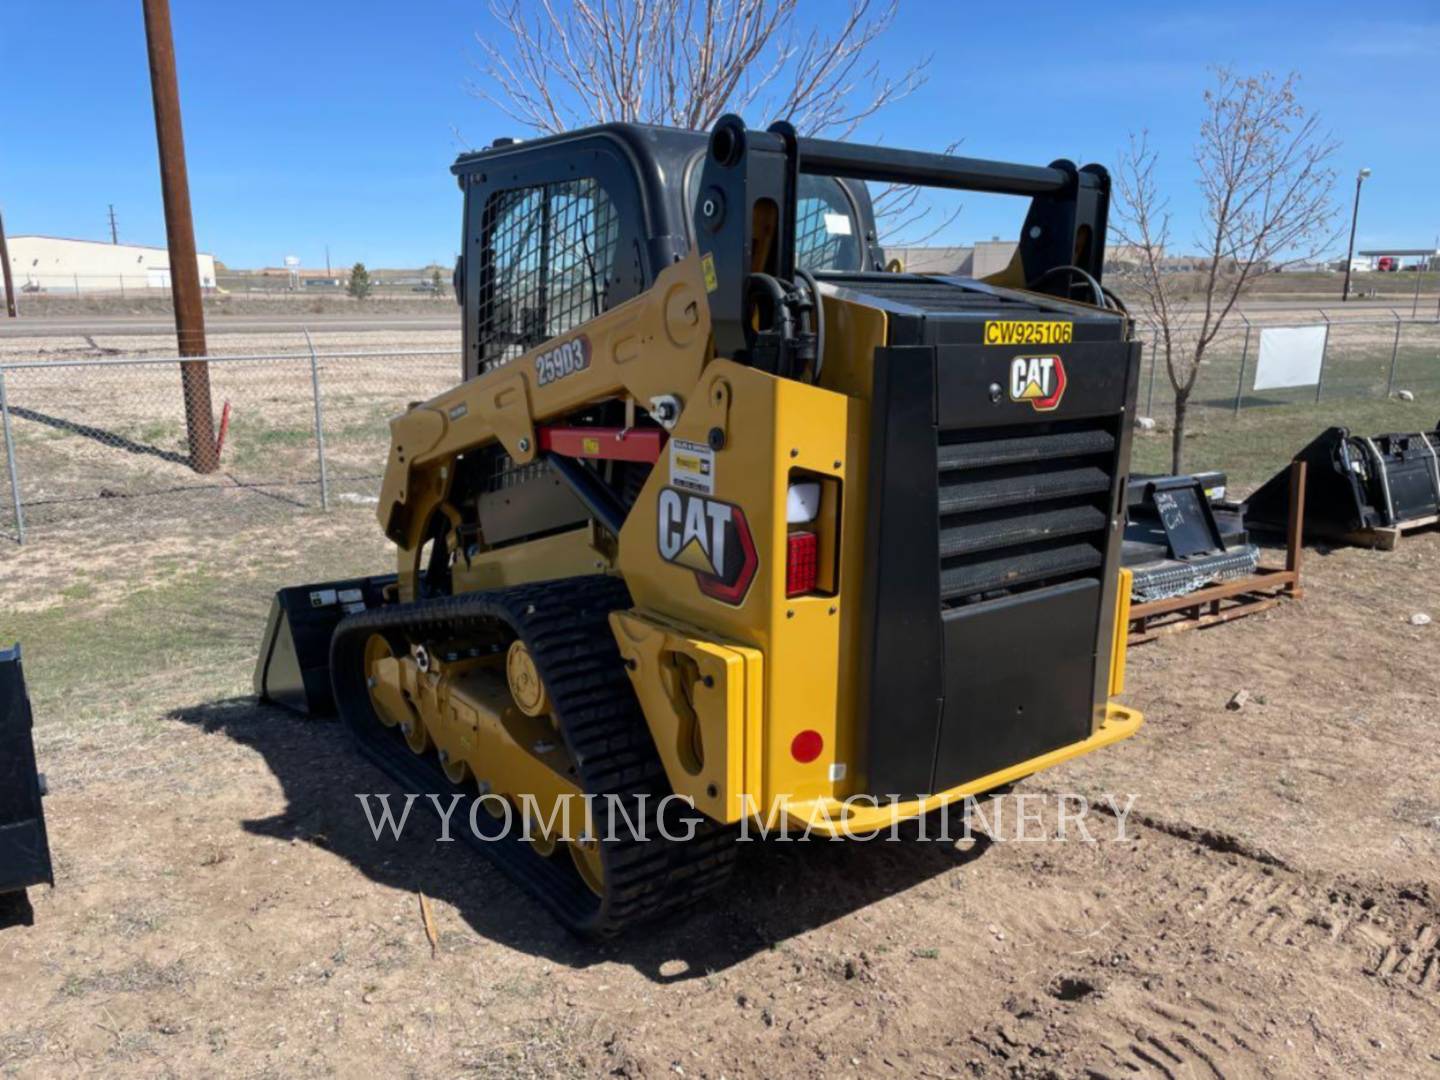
[505,640,552,717]
[438,748,470,785]
[569,837,604,897]
[364,634,417,733]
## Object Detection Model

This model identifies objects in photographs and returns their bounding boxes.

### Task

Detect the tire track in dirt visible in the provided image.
[1072,791,1440,997]
[1176,855,1438,996]
[957,802,1438,1077]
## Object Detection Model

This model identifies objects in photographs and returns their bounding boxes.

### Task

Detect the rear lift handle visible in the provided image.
[793,135,1078,197]
[790,128,1110,298]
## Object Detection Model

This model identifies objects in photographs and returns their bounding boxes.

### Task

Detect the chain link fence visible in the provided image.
[1,309,1438,544]
[1133,311,1440,424]
[0,345,459,543]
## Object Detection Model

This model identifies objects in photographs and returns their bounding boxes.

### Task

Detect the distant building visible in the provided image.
[972,239,1019,278]
[1357,249,1440,272]
[1276,260,1337,274]
[885,245,973,274]
[1102,244,1156,273]
[881,240,1016,277]
[5,236,216,295]
[883,239,1151,280]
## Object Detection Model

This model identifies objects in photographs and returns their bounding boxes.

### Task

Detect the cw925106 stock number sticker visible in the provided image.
[534,335,591,387]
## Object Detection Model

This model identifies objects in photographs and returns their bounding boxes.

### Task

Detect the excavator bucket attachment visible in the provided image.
[0,644,53,924]
[253,575,395,716]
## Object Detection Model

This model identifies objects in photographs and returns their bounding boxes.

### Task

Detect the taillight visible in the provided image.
[786,530,818,597]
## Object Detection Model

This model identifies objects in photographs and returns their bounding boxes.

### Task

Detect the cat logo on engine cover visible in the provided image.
[656,488,758,605]
[1009,354,1067,412]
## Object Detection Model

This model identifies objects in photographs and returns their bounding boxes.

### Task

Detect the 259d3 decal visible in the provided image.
[534,335,591,387]
[656,488,758,605]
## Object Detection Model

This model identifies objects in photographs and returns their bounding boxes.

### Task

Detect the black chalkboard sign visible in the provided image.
[1152,483,1221,558]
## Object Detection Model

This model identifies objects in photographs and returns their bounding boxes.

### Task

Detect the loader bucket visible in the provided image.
[253,575,396,716]
[0,644,54,922]
[1245,423,1440,538]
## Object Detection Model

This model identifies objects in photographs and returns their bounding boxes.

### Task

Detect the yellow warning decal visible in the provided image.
[983,320,1073,346]
[700,252,719,293]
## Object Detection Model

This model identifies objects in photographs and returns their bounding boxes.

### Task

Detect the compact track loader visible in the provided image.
[257,116,1144,936]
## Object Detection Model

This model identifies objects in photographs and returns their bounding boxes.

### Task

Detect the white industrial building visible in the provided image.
[4,235,216,296]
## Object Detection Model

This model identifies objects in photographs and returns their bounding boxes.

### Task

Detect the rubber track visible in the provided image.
[330,575,736,938]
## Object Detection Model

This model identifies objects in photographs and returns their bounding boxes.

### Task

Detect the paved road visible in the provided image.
[0,312,461,339]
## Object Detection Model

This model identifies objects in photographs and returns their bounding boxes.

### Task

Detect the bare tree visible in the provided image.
[1113,70,1338,473]
[472,0,926,140]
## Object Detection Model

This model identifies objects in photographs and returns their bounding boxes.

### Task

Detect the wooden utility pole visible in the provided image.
[142,0,217,472]
[0,208,16,318]
[108,204,119,244]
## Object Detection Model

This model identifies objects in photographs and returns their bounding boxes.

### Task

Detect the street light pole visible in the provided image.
[1341,167,1371,302]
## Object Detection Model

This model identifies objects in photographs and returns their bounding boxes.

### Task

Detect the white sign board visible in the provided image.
[1253,325,1327,391]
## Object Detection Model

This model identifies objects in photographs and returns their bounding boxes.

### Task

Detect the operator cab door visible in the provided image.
[456,136,653,382]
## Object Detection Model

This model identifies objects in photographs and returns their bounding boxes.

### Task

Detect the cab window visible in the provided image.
[794,175,862,272]
[478,178,620,373]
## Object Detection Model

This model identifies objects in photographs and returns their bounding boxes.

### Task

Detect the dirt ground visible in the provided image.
[0,483,1437,1078]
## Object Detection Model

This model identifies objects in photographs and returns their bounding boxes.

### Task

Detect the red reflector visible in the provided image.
[785,530,818,597]
[791,729,824,764]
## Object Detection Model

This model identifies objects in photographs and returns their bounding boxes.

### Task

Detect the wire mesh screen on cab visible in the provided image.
[795,175,863,272]
[478,178,620,374]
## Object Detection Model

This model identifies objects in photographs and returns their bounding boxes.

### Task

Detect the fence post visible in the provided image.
[1314,310,1330,404]
[304,329,330,511]
[1385,309,1402,398]
[119,275,125,299]
[1145,335,1157,417]
[1233,314,1252,417]
[0,367,25,545]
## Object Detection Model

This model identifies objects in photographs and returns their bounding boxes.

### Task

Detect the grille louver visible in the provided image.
[937,421,1117,605]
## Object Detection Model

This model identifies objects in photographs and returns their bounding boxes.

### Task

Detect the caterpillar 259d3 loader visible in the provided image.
[256,116,1143,936]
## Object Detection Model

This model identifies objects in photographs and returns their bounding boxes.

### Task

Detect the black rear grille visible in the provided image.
[937,428,1114,470]
[938,464,1111,515]
[939,504,1107,557]
[941,542,1104,597]
[937,420,1117,606]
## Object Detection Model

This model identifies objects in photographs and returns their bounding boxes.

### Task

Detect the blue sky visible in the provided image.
[2,2,1436,269]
